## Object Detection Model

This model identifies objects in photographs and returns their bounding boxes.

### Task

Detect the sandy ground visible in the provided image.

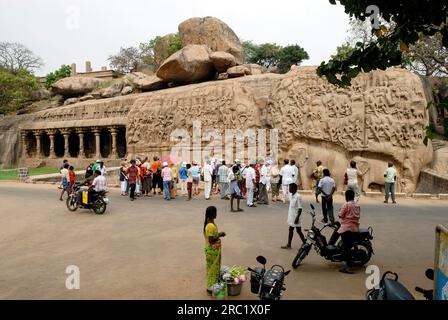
[0,182,445,300]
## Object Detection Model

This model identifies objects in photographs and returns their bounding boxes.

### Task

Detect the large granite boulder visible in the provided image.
[210,51,236,73]
[156,45,214,83]
[101,82,124,98]
[125,72,167,91]
[227,65,250,78]
[50,76,104,97]
[178,17,245,64]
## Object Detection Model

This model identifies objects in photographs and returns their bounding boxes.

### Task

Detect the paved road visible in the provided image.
[0,182,445,300]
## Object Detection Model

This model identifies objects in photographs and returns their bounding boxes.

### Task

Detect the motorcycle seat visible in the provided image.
[383,279,415,300]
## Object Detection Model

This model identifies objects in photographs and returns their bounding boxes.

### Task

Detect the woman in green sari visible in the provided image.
[204,206,226,294]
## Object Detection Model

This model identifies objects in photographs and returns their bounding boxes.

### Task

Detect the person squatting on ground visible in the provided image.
[338,189,360,274]
[318,168,336,224]
[281,183,306,249]
[203,206,226,294]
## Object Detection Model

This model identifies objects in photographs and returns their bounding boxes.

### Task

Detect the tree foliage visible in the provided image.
[0,67,39,114]
[45,65,72,89]
[317,0,448,87]
[243,41,309,73]
[108,33,182,73]
[0,42,43,73]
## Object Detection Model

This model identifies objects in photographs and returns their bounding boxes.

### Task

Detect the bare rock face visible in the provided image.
[243,63,263,75]
[102,82,124,98]
[210,51,236,73]
[50,76,104,97]
[63,97,79,106]
[125,72,167,91]
[156,45,214,83]
[178,17,244,64]
[121,86,134,95]
[227,65,250,78]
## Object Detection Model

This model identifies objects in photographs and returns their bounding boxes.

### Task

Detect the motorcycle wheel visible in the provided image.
[351,241,373,266]
[292,243,311,268]
[92,199,106,215]
[66,194,78,212]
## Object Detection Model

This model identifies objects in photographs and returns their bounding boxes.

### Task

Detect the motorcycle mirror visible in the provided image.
[256,255,267,266]
[284,270,291,276]
[310,204,315,210]
[425,268,434,281]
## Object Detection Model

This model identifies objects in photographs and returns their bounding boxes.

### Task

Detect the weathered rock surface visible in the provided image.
[178,17,244,64]
[79,94,94,102]
[210,51,236,73]
[63,98,79,106]
[125,72,167,91]
[31,89,52,101]
[102,82,124,98]
[121,86,134,95]
[50,76,104,97]
[243,63,263,75]
[227,65,250,78]
[156,45,214,82]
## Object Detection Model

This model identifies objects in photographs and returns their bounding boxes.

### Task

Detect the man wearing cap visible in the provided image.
[202,159,214,200]
[258,159,269,205]
[244,161,257,207]
[178,162,188,196]
[161,162,172,201]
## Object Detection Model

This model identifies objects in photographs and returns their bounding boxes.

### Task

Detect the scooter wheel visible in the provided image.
[292,244,311,268]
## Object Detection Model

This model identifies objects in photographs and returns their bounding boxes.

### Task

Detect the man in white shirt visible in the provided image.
[384,162,397,204]
[258,159,269,204]
[244,161,257,207]
[290,159,299,185]
[89,170,107,203]
[318,168,336,224]
[202,160,214,200]
[279,159,294,203]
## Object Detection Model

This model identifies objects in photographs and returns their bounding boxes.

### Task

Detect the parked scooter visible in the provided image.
[66,182,109,214]
[292,204,374,268]
[249,256,290,301]
[366,269,434,300]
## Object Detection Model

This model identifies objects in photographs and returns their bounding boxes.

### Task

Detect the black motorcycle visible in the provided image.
[366,269,434,300]
[249,256,290,301]
[66,182,109,215]
[292,204,374,268]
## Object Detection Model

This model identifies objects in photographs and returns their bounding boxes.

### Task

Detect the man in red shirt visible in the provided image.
[126,159,139,201]
[338,189,360,274]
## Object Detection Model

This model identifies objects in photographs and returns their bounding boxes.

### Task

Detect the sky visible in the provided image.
[0,0,351,76]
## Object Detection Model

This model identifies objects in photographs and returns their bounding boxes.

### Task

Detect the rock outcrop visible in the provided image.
[178,17,245,64]
[156,45,214,83]
[50,76,104,97]
[210,51,236,73]
[227,65,250,78]
[125,72,167,91]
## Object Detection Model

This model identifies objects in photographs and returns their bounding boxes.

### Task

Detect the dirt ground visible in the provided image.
[0,182,445,300]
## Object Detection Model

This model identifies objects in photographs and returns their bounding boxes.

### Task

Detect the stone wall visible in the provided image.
[415,169,448,194]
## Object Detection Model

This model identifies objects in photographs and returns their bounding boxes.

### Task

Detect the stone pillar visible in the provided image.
[71,63,77,76]
[21,131,27,158]
[76,128,85,158]
[34,130,42,158]
[85,61,92,73]
[92,127,101,159]
[47,129,56,158]
[61,129,70,158]
[110,127,118,158]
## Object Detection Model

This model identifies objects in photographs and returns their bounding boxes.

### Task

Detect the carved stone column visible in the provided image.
[61,129,70,158]
[76,128,85,158]
[110,127,118,158]
[46,129,57,158]
[21,131,27,158]
[33,130,42,158]
[92,127,101,159]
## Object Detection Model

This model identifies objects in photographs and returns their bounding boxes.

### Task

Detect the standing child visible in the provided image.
[59,163,70,201]
[68,166,75,193]
[281,183,306,249]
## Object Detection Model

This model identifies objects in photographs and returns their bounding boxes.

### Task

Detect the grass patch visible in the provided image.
[0,166,59,180]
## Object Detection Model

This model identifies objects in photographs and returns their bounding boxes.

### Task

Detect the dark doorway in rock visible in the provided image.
[54,132,65,158]
[26,132,36,157]
[68,131,79,157]
[117,127,127,158]
[41,132,50,157]
[84,131,95,158]
[100,128,111,158]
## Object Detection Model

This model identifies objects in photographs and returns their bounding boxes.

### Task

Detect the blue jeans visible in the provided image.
[163,180,171,200]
